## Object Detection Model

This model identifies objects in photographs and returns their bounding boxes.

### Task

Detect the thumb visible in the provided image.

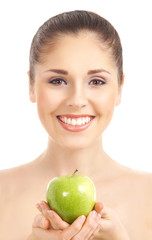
[94,202,114,219]
[94,202,104,214]
[99,206,118,220]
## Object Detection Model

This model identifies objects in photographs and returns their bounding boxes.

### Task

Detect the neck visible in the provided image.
[39,136,114,180]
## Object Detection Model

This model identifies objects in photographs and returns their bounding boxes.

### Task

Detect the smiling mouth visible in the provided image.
[56,115,95,132]
[57,115,95,126]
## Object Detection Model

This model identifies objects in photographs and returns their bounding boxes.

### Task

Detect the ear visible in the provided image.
[115,74,125,106]
[27,71,36,103]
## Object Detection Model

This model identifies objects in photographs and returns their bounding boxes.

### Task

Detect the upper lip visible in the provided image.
[57,114,95,118]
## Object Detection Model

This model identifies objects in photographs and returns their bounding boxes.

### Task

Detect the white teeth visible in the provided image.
[67,118,71,125]
[82,117,86,124]
[86,116,89,122]
[59,116,92,126]
[77,118,82,125]
[71,119,77,125]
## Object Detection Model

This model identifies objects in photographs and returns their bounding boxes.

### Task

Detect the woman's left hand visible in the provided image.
[94,202,130,240]
[36,201,130,240]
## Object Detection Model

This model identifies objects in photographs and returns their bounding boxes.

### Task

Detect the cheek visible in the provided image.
[94,90,117,118]
[35,88,64,129]
[36,89,66,134]
[36,88,64,115]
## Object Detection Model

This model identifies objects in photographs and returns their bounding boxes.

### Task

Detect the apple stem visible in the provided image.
[72,169,78,176]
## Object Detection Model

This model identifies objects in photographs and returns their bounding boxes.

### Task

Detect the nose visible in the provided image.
[66,85,88,109]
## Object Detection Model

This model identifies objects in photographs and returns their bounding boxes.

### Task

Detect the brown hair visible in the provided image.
[29,10,123,85]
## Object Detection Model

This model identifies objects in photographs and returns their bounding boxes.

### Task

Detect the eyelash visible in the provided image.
[49,78,106,86]
[89,79,105,86]
[49,78,67,86]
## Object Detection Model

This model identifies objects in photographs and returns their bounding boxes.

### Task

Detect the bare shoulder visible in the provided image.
[127,168,152,228]
[0,163,37,239]
[0,166,23,203]
[131,169,152,193]
[0,162,34,203]
[117,164,152,205]
[0,156,46,207]
[0,164,27,184]
[0,167,17,194]
[125,168,152,194]
[139,171,152,233]
[145,171,152,192]
[0,166,23,233]
[142,171,152,228]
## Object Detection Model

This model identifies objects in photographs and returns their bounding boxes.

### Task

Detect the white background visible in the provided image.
[0,0,151,171]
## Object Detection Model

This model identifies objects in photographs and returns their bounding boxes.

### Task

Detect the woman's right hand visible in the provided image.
[31,202,102,240]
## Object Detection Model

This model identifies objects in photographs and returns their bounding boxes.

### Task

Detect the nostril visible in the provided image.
[68,103,86,107]
[66,90,88,108]
[67,98,88,108]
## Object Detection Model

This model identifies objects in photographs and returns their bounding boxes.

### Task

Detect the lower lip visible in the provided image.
[56,117,95,132]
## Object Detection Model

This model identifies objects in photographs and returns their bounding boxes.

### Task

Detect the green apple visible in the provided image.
[46,169,96,224]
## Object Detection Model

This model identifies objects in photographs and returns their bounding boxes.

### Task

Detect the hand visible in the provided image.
[32,201,102,240]
[35,201,69,230]
[34,201,130,240]
[94,202,130,240]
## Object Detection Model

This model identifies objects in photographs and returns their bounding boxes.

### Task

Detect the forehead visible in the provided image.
[37,32,116,74]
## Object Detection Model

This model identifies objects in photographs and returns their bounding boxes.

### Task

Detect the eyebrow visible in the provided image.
[46,69,68,75]
[46,68,111,75]
[88,69,111,75]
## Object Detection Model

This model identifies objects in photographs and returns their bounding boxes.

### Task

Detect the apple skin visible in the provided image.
[46,172,96,224]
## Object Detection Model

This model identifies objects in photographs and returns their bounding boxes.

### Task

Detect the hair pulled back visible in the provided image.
[29,10,123,85]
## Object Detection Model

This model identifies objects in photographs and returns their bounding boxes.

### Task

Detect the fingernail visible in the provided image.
[91,210,97,218]
[40,201,45,210]
[35,203,42,211]
[79,215,86,223]
[47,210,54,217]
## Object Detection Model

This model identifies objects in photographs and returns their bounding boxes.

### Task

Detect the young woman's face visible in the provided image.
[29,32,123,149]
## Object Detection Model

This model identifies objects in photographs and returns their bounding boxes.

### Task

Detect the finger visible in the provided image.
[62,215,86,239]
[94,203,115,220]
[96,206,119,232]
[37,201,69,230]
[36,203,69,230]
[32,214,50,230]
[89,223,102,240]
[94,202,104,213]
[99,206,117,219]
[37,201,51,214]
[74,210,101,239]
[32,227,61,240]
[47,210,69,230]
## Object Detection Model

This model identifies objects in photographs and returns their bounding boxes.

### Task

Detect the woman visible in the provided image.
[0,10,151,240]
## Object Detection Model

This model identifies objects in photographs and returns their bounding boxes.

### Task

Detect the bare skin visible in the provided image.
[0,153,152,240]
[0,32,152,239]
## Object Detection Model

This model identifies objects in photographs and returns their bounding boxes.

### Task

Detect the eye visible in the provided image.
[89,79,105,86]
[49,78,67,86]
